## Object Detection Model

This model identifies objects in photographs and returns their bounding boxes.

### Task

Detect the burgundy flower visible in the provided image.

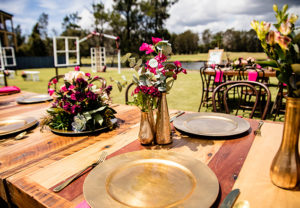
[70,93,76,101]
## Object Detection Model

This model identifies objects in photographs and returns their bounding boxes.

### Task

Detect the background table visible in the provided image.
[0,92,299,208]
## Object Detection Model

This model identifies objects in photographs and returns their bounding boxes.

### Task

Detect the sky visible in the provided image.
[1,0,300,37]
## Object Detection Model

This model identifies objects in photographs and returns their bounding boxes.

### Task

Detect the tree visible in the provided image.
[38,12,49,40]
[202,29,212,52]
[27,23,48,56]
[174,30,199,54]
[92,2,109,33]
[62,12,82,31]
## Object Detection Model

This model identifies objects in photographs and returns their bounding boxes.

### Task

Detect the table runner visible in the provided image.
[50,119,259,207]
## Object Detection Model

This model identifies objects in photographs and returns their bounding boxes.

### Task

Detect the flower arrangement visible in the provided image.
[43,67,116,132]
[120,37,187,111]
[251,4,300,97]
[232,57,262,70]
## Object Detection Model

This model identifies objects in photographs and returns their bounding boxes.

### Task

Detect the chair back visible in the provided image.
[90,77,107,88]
[125,82,135,104]
[212,80,271,120]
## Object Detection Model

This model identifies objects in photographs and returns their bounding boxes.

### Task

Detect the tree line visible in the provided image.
[15,0,273,58]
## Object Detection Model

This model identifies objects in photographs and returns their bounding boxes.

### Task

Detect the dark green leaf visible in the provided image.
[94,114,104,126]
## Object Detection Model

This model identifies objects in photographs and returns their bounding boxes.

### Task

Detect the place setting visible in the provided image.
[16,94,53,104]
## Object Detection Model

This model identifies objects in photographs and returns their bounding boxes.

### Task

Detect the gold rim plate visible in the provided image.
[173,112,250,137]
[83,150,219,208]
[50,118,117,136]
[16,94,53,104]
[0,117,38,136]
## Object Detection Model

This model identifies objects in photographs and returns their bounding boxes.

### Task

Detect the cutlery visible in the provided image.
[15,131,27,140]
[53,151,107,192]
[254,121,264,136]
[233,200,250,208]
[219,189,240,208]
[169,111,185,122]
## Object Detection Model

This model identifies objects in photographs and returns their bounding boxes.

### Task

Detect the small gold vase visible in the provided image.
[138,111,154,145]
[270,97,300,189]
[155,92,172,145]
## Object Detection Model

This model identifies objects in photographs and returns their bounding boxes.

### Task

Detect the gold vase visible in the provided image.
[155,92,172,145]
[270,97,300,189]
[138,111,154,145]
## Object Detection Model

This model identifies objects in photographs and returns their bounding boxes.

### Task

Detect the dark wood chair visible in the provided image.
[90,77,107,88]
[198,67,225,111]
[271,82,287,121]
[125,82,135,104]
[212,81,271,120]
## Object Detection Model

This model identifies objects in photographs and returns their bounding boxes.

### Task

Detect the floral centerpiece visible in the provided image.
[120,37,187,144]
[42,67,116,133]
[251,4,300,190]
[251,4,299,97]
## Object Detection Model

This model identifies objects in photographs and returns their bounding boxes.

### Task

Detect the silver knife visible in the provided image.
[219,189,240,208]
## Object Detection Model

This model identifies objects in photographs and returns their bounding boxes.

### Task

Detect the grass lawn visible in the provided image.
[80,52,268,64]
[4,66,282,121]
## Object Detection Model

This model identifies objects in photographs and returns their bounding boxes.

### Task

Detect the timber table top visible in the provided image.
[204,69,276,77]
[0,91,299,208]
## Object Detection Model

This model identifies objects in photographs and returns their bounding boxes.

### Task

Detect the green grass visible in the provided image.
[79,52,268,64]
[5,66,281,119]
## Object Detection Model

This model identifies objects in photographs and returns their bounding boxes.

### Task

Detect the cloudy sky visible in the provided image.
[1,0,300,37]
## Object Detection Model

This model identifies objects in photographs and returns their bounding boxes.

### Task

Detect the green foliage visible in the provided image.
[173,30,199,54]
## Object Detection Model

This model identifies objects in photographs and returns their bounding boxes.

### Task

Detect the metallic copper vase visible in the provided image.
[270,97,300,189]
[138,111,154,145]
[155,92,172,145]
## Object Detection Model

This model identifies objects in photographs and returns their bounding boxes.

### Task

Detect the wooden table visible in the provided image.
[0,92,299,208]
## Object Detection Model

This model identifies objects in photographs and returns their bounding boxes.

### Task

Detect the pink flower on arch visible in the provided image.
[61,85,68,92]
[74,66,80,71]
[48,88,55,96]
[85,73,91,77]
[52,78,58,84]
[152,37,162,45]
[139,43,154,54]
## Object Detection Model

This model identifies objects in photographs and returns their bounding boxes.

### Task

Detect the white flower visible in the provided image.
[64,71,86,83]
[149,58,158,68]
[71,114,87,132]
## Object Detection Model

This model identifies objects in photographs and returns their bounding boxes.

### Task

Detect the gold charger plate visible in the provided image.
[0,117,38,136]
[50,118,117,136]
[83,150,219,208]
[16,94,53,104]
[173,112,250,137]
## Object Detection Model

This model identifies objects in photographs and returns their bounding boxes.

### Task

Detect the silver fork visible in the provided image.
[254,121,264,136]
[53,151,107,192]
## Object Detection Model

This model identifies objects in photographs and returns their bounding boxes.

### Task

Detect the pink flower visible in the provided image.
[256,64,262,69]
[173,73,177,80]
[61,85,68,92]
[74,66,80,71]
[48,82,52,86]
[152,37,162,45]
[210,64,216,69]
[275,33,292,51]
[174,61,182,68]
[68,85,75,90]
[70,93,76,100]
[85,73,91,77]
[52,78,58,84]
[94,76,99,80]
[182,69,187,74]
[88,84,93,87]
[48,88,55,96]
[139,43,154,54]
[155,54,167,62]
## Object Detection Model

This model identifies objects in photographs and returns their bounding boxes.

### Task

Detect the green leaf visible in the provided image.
[132,74,139,84]
[83,112,92,121]
[121,53,132,63]
[165,63,176,70]
[94,114,104,126]
[129,58,136,68]
[87,106,107,115]
[256,60,278,68]
[158,86,166,92]
[116,81,122,91]
[136,59,143,67]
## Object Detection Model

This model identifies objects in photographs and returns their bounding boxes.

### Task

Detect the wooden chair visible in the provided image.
[125,82,135,104]
[198,67,224,111]
[90,77,107,88]
[271,82,287,121]
[212,81,271,120]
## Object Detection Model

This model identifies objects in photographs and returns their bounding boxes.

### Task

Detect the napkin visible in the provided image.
[75,200,90,208]
[214,70,223,83]
[0,86,21,93]
[248,71,258,81]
